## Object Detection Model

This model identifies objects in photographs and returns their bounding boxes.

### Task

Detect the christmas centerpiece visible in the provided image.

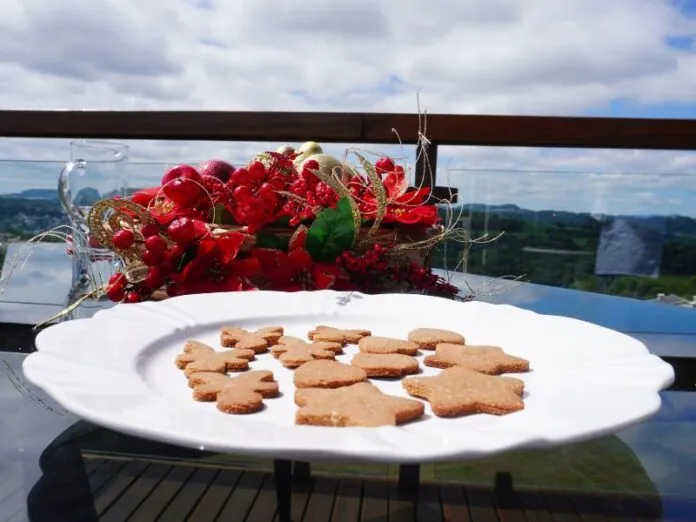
[90,142,464,305]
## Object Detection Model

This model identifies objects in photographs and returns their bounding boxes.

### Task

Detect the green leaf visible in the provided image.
[305,197,357,261]
[255,231,290,251]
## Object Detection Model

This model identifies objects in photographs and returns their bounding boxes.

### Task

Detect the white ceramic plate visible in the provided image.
[23,290,674,463]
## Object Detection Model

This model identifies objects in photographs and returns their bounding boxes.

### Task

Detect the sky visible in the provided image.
[0,0,696,216]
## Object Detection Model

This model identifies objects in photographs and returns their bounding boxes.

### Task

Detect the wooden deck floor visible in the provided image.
[26,454,682,521]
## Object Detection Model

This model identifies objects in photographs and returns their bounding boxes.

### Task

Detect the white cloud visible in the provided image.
[0,0,695,215]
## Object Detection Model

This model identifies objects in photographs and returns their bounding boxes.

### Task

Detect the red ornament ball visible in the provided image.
[112,229,135,250]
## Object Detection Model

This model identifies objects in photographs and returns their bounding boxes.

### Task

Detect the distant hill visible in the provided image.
[0,189,58,200]
[448,203,696,235]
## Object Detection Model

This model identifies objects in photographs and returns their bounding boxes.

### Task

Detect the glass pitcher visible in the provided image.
[58,140,129,320]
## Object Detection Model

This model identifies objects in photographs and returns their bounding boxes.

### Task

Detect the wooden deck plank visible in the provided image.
[330,479,363,522]
[54,458,686,522]
[541,492,582,522]
[285,474,314,522]
[156,466,220,521]
[83,456,107,474]
[440,485,471,522]
[359,479,389,522]
[565,492,624,522]
[463,486,500,522]
[515,491,554,522]
[215,471,265,521]
[302,478,338,522]
[93,460,150,516]
[616,495,662,522]
[187,469,241,521]
[87,458,130,496]
[100,462,173,522]
[388,481,415,522]
[245,473,279,522]
[493,489,526,522]
[127,464,197,521]
[415,484,443,522]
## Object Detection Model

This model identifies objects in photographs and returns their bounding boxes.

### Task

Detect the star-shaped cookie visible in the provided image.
[424,344,529,374]
[295,382,425,427]
[402,367,525,417]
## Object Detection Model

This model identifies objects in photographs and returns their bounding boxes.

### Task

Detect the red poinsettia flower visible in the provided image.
[251,247,343,291]
[130,187,206,225]
[357,184,439,226]
[131,186,160,207]
[171,232,260,294]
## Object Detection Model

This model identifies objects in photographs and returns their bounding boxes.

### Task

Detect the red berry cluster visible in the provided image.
[339,243,459,298]
[279,160,339,226]
[226,160,287,232]
[105,217,210,303]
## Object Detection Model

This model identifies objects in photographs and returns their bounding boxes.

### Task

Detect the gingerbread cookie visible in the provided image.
[217,370,280,414]
[424,344,529,374]
[294,359,367,389]
[187,372,232,401]
[351,353,419,377]
[407,328,465,349]
[277,335,344,354]
[402,367,525,417]
[220,326,284,353]
[358,336,419,356]
[271,343,336,368]
[175,348,251,376]
[308,325,371,345]
[295,382,425,427]
[183,340,256,360]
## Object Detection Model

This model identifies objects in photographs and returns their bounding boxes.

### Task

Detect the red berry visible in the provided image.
[143,249,163,266]
[161,165,201,186]
[108,273,126,286]
[169,243,186,261]
[144,235,167,253]
[198,159,236,183]
[289,179,308,195]
[258,182,275,195]
[259,190,278,209]
[270,177,286,191]
[163,178,202,206]
[158,256,175,275]
[106,284,125,302]
[304,159,319,171]
[124,291,141,303]
[248,161,266,181]
[229,167,250,186]
[144,267,165,290]
[112,229,135,249]
[233,185,253,202]
[140,223,159,238]
[167,217,197,245]
[375,157,396,174]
